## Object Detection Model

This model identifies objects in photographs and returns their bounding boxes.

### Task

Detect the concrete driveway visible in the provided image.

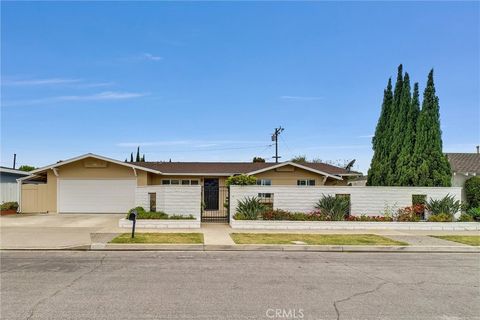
[0,213,125,249]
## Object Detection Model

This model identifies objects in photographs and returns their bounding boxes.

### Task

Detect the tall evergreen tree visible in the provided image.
[130,153,134,162]
[385,65,404,184]
[367,78,393,186]
[396,82,420,185]
[141,154,145,162]
[388,72,411,184]
[135,146,140,162]
[412,69,451,186]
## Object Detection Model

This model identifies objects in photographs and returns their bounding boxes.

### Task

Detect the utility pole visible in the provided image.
[271,126,284,163]
[13,154,16,169]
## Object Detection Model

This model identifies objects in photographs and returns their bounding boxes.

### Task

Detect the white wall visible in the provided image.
[1,183,18,203]
[229,185,463,219]
[135,185,201,220]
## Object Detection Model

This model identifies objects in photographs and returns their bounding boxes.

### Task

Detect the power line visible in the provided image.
[271,126,284,163]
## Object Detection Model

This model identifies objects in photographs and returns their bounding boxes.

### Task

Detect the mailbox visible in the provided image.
[128,209,137,238]
[128,209,137,221]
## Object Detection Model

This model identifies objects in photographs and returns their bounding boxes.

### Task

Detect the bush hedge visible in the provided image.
[465,177,480,209]
[126,207,195,220]
[1,202,18,211]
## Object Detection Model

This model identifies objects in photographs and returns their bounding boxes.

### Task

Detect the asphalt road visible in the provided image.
[1,251,479,320]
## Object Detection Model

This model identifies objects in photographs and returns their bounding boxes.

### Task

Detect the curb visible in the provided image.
[91,244,480,253]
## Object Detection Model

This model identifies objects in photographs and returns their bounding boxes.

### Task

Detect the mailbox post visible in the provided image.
[127,209,137,238]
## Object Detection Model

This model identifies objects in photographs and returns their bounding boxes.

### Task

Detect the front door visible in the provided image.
[203,178,219,210]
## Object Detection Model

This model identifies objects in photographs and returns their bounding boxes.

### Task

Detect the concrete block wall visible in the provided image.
[135,185,201,220]
[229,185,463,219]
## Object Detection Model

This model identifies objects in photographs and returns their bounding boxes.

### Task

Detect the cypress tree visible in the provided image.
[412,69,451,186]
[367,78,393,186]
[385,65,404,185]
[396,82,420,185]
[141,154,145,162]
[130,153,134,162]
[135,146,140,162]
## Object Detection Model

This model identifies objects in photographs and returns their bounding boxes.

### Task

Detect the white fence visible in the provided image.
[1,183,18,203]
[135,185,201,220]
[229,185,463,219]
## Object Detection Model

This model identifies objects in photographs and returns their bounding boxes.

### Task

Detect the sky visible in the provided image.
[1,1,479,174]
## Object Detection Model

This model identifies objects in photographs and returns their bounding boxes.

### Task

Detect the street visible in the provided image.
[1,251,479,320]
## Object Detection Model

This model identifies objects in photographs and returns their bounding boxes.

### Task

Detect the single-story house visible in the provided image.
[446,152,480,201]
[17,153,361,214]
[1,166,30,203]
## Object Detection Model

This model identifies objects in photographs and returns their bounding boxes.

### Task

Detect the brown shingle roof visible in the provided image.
[133,161,357,176]
[446,153,480,174]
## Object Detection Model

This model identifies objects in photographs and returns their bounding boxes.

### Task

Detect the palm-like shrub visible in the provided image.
[425,194,460,220]
[314,194,350,221]
[235,196,265,220]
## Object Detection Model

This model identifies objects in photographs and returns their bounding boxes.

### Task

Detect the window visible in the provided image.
[297,179,316,186]
[149,193,156,212]
[258,193,273,199]
[256,179,272,186]
[162,179,199,185]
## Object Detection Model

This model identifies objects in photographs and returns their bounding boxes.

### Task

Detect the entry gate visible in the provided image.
[201,186,229,223]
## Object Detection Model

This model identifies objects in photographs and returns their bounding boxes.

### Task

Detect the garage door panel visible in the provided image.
[58,179,135,213]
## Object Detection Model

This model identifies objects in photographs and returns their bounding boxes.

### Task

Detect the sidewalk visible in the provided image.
[1,214,479,252]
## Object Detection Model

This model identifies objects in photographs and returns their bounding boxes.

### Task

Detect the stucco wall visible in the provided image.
[229,185,463,218]
[135,185,201,219]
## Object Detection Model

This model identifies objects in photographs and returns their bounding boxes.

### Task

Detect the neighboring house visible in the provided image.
[0,166,30,203]
[446,152,480,201]
[17,153,361,214]
[347,175,367,186]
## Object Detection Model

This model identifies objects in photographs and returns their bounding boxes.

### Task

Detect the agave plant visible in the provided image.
[425,194,460,219]
[314,194,350,221]
[236,196,266,220]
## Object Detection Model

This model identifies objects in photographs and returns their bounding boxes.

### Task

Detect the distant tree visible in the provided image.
[141,154,145,162]
[291,155,307,163]
[312,158,352,168]
[252,157,265,163]
[130,153,134,162]
[411,69,451,186]
[135,146,141,162]
[367,77,393,186]
[125,158,128,162]
[18,165,36,172]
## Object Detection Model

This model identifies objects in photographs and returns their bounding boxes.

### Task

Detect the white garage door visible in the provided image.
[58,179,136,213]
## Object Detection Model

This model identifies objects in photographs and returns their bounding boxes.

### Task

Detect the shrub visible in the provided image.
[346,215,393,222]
[465,177,480,209]
[466,207,480,221]
[1,202,19,211]
[128,206,146,216]
[261,209,291,220]
[235,196,265,220]
[427,213,452,222]
[315,194,350,221]
[396,206,421,222]
[457,213,474,222]
[226,175,257,186]
[261,209,329,221]
[425,194,460,216]
[233,213,248,220]
[125,207,194,220]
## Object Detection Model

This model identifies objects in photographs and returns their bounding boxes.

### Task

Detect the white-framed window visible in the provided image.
[297,179,316,186]
[162,179,199,185]
[258,192,273,199]
[256,179,272,186]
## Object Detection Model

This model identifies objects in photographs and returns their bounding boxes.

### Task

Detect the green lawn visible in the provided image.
[230,233,407,246]
[110,233,204,244]
[430,235,480,246]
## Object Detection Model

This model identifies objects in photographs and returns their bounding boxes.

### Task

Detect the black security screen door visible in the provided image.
[203,178,219,210]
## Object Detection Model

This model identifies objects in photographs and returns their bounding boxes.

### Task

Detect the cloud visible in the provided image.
[2,77,114,88]
[280,96,323,101]
[357,134,374,138]
[141,53,163,61]
[2,78,82,86]
[2,91,148,107]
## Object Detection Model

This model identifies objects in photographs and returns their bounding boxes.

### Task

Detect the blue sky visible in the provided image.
[1,1,479,173]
